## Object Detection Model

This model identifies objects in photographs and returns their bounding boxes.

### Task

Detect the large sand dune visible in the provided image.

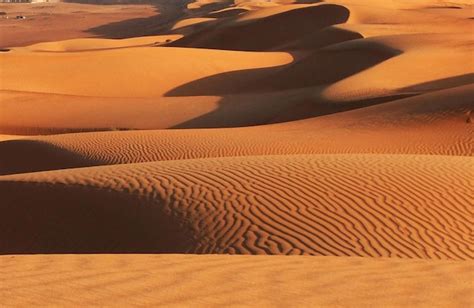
[1,0,473,305]
[0,47,293,97]
[1,154,472,258]
[1,4,472,133]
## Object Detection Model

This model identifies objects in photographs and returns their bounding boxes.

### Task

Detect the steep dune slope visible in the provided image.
[1,154,472,258]
[2,23,470,134]
[2,254,472,307]
[2,1,471,136]
[170,4,351,51]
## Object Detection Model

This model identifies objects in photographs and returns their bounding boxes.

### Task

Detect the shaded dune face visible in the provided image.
[169,4,351,51]
[0,48,293,98]
[1,155,472,259]
[2,3,472,134]
[0,139,99,176]
[166,42,400,96]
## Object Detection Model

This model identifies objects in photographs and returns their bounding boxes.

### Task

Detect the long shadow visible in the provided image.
[169,73,474,129]
[401,73,474,92]
[0,140,101,176]
[189,0,234,14]
[171,92,417,129]
[0,181,191,254]
[165,41,401,97]
[168,4,350,51]
[165,4,376,97]
[65,0,192,38]
[160,3,407,128]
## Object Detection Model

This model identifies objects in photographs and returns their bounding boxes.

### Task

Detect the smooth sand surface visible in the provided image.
[0,2,160,48]
[1,0,473,306]
[0,47,293,97]
[1,255,472,307]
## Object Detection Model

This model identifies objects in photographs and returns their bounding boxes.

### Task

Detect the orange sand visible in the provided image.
[0,0,473,306]
[2,255,472,307]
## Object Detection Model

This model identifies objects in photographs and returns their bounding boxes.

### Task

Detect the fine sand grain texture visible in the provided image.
[0,2,158,48]
[1,0,473,306]
[1,255,473,307]
[1,85,472,175]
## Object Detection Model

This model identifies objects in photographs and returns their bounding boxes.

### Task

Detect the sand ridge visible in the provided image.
[1,0,473,306]
[1,85,471,175]
[1,154,472,258]
[2,2,472,134]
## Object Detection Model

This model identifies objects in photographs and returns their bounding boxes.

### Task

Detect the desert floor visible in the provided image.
[0,0,473,306]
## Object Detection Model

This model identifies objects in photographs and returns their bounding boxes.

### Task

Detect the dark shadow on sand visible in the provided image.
[67,0,192,38]
[169,4,351,51]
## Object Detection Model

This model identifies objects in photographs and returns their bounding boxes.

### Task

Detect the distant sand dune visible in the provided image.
[0,47,293,97]
[170,4,351,51]
[0,2,160,48]
[1,85,471,175]
[18,35,183,52]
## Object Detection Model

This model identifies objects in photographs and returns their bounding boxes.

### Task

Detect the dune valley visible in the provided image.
[0,0,473,306]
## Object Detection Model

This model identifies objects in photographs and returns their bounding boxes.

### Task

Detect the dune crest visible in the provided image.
[1,85,471,175]
[1,0,473,306]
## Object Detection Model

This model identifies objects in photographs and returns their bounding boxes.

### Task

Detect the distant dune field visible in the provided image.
[0,0,473,306]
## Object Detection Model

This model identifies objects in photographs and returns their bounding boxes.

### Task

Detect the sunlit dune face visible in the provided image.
[1,0,473,306]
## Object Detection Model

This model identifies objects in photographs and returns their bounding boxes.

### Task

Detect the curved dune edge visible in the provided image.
[1,1,472,305]
[1,3,471,136]
[1,85,471,175]
[15,35,184,52]
[0,47,293,98]
[1,154,472,258]
[0,135,25,142]
[1,254,472,307]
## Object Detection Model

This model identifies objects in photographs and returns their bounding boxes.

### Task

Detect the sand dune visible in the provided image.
[1,3,471,135]
[1,0,473,305]
[0,2,159,48]
[1,85,471,175]
[2,254,472,307]
[171,17,217,33]
[17,35,183,52]
[1,154,472,258]
[170,4,351,51]
[0,47,292,97]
